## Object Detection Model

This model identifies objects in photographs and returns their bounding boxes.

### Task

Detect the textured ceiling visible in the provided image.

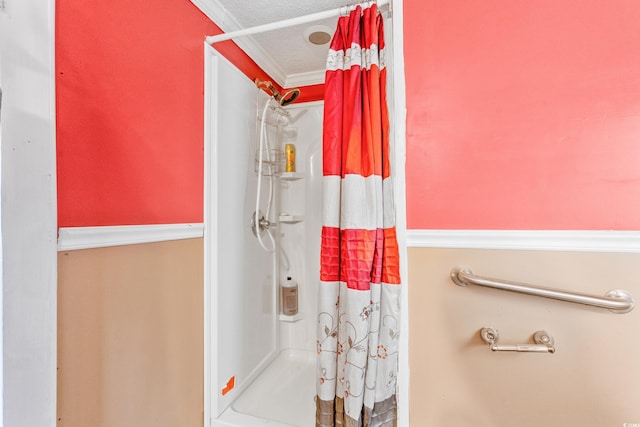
[191,0,355,87]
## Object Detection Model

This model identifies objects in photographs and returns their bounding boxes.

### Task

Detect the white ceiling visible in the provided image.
[190,0,356,88]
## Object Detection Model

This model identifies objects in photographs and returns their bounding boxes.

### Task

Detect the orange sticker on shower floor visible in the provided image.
[221,376,235,396]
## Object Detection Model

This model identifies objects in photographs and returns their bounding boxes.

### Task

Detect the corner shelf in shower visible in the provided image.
[279,214,304,223]
[280,172,304,181]
[279,312,304,322]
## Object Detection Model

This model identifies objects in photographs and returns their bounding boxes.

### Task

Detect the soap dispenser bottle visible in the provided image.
[281,276,298,316]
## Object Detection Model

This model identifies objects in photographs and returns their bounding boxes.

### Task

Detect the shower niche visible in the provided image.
[205,47,323,426]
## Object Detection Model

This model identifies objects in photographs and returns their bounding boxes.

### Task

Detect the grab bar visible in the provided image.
[451,266,635,314]
[480,327,555,353]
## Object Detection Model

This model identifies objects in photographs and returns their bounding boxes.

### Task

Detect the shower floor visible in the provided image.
[212,348,316,427]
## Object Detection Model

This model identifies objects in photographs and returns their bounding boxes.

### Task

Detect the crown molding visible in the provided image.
[285,69,325,87]
[192,0,290,87]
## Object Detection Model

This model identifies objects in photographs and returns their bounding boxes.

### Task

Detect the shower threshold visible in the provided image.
[212,348,316,427]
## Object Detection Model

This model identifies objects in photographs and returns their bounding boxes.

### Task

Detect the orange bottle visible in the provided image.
[284,144,296,172]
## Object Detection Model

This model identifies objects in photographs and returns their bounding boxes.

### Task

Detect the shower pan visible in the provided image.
[204,47,324,426]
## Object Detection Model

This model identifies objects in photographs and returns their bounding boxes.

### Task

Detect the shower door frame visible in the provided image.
[202,0,410,424]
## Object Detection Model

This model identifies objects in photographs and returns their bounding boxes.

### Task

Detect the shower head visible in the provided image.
[254,79,301,106]
[276,88,300,106]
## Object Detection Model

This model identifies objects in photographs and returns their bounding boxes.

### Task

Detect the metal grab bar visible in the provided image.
[451,265,635,314]
[480,327,556,354]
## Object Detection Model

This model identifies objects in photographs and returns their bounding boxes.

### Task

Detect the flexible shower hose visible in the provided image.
[255,98,277,252]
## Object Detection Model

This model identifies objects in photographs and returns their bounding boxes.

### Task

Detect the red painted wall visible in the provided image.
[56,0,209,226]
[56,0,322,227]
[404,0,640,230]
[58,0,640,230]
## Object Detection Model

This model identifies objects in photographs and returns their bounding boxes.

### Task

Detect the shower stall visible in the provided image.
[204,47,325,426]
[201,2,407,426]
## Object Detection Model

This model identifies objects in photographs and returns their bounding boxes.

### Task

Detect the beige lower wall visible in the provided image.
[57,238,204,427]
[57,239,640,426]
[408,247,640,427]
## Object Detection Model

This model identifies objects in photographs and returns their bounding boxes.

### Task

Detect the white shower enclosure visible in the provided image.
[204,46,324,426]
[200,3,409,425]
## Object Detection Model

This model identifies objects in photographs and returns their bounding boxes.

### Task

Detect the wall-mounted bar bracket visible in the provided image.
[480,327,555,353]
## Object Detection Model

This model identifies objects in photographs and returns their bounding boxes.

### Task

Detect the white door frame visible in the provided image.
[1,0,58,425]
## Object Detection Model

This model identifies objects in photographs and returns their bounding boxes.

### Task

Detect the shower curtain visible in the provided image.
[316,4,401,427]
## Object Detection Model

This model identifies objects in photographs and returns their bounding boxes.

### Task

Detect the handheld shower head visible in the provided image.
[254,79,301,106]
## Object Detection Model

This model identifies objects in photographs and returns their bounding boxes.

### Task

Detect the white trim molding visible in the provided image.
[387,1,410,425]
[190,0,290,87]
[284,70,326,88]
[57,223,205,251]
[407,230,640,253]
[2,0,57,424]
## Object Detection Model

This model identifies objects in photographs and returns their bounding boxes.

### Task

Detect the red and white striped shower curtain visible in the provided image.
[316,4,401,426]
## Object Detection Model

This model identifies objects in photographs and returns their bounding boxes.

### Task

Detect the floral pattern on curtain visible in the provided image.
[316,4,401,427]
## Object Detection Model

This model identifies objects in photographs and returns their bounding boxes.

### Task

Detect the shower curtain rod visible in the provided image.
[206,0,390,45]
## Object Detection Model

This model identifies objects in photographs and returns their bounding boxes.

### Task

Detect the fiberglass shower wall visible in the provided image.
[205,47,323,419]
[277,100,323,354]
[206,50,277,418]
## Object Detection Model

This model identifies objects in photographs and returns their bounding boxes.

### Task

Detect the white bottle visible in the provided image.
[281,276,298,316]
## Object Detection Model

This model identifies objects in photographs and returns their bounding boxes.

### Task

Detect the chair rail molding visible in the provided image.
[406,229,640,253]
[58,223,205,251]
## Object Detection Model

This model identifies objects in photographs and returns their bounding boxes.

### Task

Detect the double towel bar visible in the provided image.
[451,265,635,314]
